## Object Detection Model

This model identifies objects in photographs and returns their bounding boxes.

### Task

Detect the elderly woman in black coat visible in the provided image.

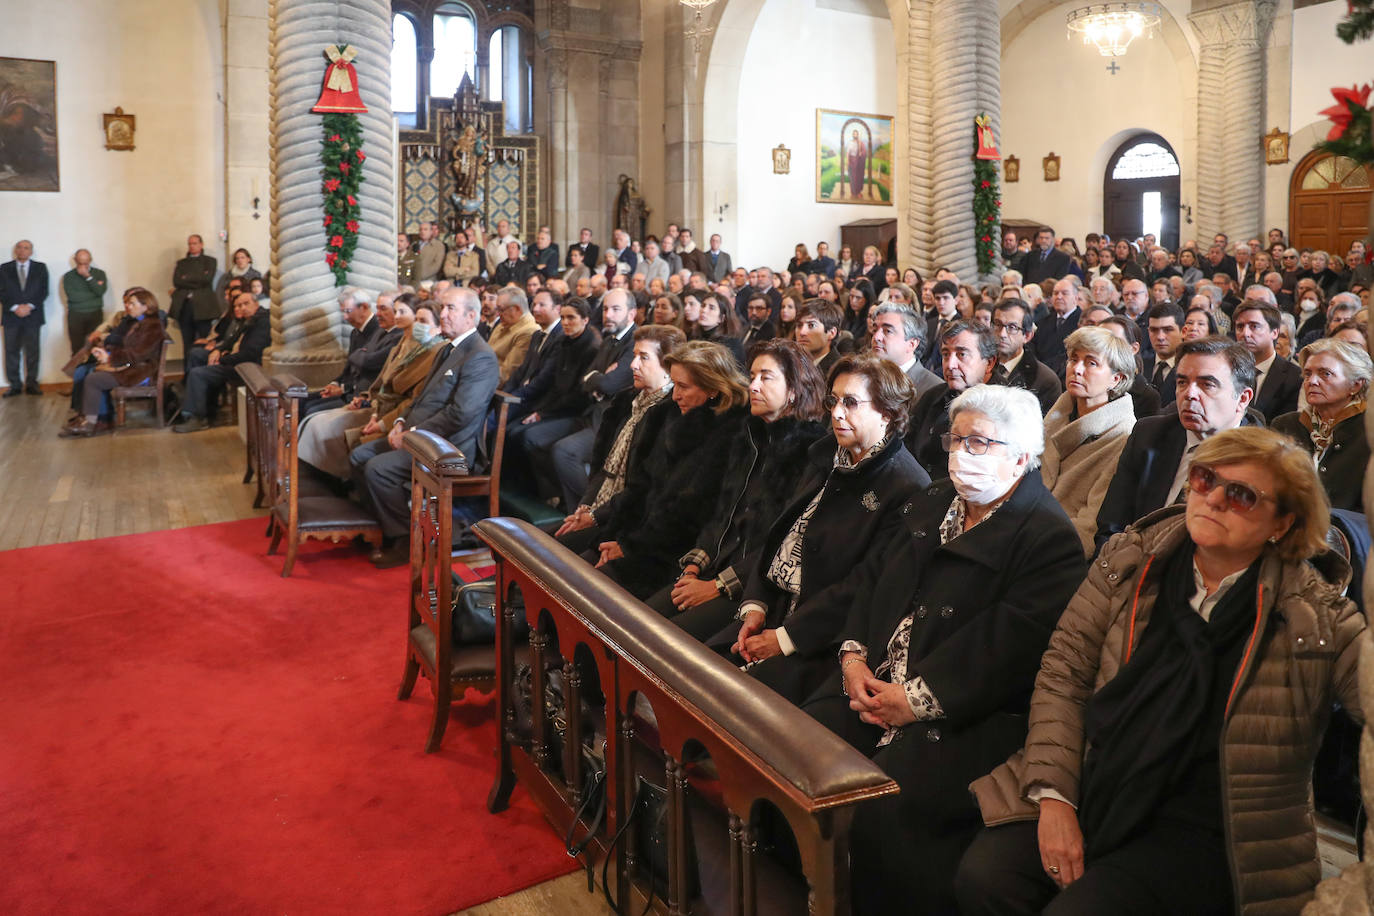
[568,339,750,598]
[715,353,931,706]
[646,338,829,640]
[804,383,1087,915]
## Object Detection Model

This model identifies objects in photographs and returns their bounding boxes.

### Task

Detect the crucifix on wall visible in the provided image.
[1106,60,1121,75]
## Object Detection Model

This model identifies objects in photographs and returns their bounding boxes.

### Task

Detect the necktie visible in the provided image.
[18,262,27,287]
[1041,250,1049,264]
[992,364,1009,384]
[1174,444,1199,503]
[1152,360,1167,386]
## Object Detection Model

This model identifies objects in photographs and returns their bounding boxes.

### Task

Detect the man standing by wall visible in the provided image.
[1,239,49,396]
[61,249,108,355]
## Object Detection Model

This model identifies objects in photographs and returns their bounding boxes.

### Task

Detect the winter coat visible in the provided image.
[1040,392,1136,556]
[970,508,1366,916]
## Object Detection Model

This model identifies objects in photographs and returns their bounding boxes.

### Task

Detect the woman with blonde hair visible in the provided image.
[959,426,1364,916]
[1271,337,1372,512]
[1040,326,1137,555]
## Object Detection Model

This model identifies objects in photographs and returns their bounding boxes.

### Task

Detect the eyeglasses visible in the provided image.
[1187,463,1275,513]
[823,394,871,412]
[990,320,1025,334]
[941,433,1008,455]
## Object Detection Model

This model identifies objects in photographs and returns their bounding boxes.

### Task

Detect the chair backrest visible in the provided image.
[154,338,171,388]
[268,375,309,529]
[404,430,472,652]
[454,391,519,518]
[236,363,279,500]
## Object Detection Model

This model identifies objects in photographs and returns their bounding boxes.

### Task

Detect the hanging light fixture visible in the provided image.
[1066,2,1162,57]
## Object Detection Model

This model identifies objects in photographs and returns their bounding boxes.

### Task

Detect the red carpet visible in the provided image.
[0,518,576,915]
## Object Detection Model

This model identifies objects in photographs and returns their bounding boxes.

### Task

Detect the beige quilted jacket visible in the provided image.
[969,507,1366,916]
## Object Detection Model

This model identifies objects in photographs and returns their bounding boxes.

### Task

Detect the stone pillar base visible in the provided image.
[264,348,344,388]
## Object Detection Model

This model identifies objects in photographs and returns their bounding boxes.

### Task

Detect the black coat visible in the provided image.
[690,414,829,585]
[531,327,600,418]
[0,259,49,326]
[996,349,1062,415]
[1272,410,1368,513]
[904,382,954,478]
[577,386,675,526]
[1030,308,1080,379]
[566,242,600,269]
[1021,247,1071,284]
[740,434,931,656]
[837,472,1086,825]
[1251,355,1302,422]
[503,322,564,418]
[601,402,750,594]
[170,254,219,321]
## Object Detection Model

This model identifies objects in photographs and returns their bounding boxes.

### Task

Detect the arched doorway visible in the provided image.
[1289,151,1371,255]
[1103,134,1181,251]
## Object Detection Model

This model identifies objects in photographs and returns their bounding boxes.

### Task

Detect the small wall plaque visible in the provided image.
[103,107,135,151]
[1263,128,1289,165]
[1004,155,1020,183]
[1043,152,1060,182]
[772,144,791,175]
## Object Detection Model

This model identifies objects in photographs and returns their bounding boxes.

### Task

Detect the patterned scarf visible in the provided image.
[1300,399,1365,459]
[591,383,672,511]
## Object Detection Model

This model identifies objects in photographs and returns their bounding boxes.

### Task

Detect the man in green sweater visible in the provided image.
[61,249,108,353]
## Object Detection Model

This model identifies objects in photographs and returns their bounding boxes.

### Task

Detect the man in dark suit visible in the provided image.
[302,287,394,417]
[565,227,599,270]
[1142,302,1184,408]
[705,234,733,283]
[173,293,270,431]
[921,280,963,371]
[1233,300,1301,421]
[1029,276,1081,379]
[0,239,48,396]
[870,302,941,399]
[501,287,565,422]
[524,226,560,281]
[989,299,1061,415]
[905,319,997,475]
[1019,226,1071,284]
[1202,241,1237,286]
[168,234,219,367]
[741,293,777,348]
[492,241,531,287]
[351,286,500,566]
[1094,337,1257,551]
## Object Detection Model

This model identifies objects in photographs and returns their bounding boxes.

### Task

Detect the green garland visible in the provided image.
[320,113,365,285]
[1336,0,1374,44]
[973,157,1002,277]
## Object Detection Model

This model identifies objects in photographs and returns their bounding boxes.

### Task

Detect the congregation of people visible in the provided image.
[3,218,1371,913]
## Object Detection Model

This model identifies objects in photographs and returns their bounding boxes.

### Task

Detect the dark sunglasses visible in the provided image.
[1187,463,1274,513]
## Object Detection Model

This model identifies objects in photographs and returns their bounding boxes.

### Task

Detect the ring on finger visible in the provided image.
[1048,865,1060,875]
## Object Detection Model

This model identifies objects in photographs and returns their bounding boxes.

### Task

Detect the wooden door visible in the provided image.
[1289,153,1372,255]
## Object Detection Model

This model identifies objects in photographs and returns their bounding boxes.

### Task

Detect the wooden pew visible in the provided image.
[477,517,899,915]
[234,362,278,509]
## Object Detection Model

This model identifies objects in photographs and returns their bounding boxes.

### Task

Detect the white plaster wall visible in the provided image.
[733,0,896,268]
[1290,1,1372,133]
[998,0,1195,245]
[0,0,226,384]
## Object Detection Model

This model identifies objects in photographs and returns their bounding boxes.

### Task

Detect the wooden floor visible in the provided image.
[0,389,610,915]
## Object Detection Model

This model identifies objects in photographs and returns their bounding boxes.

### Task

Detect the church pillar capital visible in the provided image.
[1188,0,1276,49]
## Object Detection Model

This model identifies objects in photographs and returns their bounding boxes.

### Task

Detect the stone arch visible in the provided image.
[696,0,907,257]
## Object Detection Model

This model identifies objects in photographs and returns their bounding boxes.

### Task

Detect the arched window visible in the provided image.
[488,25,530,132]
[488,29,503,102]
[431,4,477,98]
[1103,133,1181,251]
[391,13,418,122]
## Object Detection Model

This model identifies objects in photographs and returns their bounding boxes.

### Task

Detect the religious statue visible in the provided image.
[615,174,650,241]
[447,123,487,216]
[846,128,868,199]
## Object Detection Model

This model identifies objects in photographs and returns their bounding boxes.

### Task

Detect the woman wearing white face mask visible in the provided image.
[806,383,1086,916]
[1294,286,1326,344]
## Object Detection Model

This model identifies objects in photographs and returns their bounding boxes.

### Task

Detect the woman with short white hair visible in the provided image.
[808,383,1085,915]
[1271,337,1372,512]
[1041,327,1137,555]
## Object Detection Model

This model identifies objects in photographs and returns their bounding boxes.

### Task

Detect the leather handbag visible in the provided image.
[451,575,528,645]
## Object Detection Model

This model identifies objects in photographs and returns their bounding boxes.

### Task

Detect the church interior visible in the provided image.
[2,0,1374,913]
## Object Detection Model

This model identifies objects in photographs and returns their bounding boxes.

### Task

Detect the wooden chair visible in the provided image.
[267,374,383,577]
[447,390,520,561]
[112,339,172,433]
[397,429,501,752]
[234,363,279,509]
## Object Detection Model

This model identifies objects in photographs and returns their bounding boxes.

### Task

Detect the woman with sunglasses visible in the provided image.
[1271,338,1372,513]
[958,426,1364,916]
[717,353,930,705]
[804,384,1086,915]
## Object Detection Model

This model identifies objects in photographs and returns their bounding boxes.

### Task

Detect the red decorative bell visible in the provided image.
[312,45,368,114]
[974,115,1000,161]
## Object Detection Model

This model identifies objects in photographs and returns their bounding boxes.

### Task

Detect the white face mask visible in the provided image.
[948,449,1019,506]
[1299,299,1319,315]
[411,323,436,343]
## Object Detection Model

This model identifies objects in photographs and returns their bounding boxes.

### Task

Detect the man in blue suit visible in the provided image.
[0,239,49,396]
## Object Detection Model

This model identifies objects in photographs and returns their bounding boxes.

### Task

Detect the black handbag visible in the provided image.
[451,575,528,646]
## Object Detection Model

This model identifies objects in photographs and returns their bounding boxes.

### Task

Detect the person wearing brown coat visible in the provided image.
[956,428,1365,916]
[61,287,166,437]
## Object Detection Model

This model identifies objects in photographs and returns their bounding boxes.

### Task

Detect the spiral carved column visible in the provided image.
[1191,37,1225,245]
[1219,28,1267,240]
[905,0,935,273]
[268,0,394,384]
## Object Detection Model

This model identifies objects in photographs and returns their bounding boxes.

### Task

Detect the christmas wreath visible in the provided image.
[320,113,365,285]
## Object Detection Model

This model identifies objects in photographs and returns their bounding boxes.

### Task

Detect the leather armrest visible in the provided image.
[403,429,469,477]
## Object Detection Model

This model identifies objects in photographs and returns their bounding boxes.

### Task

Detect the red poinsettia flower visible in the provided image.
[346,195,357,206]
[1320,83,1372,140]
[339,162,351,175]
[324,178,341,192]
[980,181,990,189]
[323,215,333,227]
[356,150,366,162]
[981,235,991,242]
[330,234,344,248]
[328,133,341,142]
[346,220,360,232]
[326,252,337,266]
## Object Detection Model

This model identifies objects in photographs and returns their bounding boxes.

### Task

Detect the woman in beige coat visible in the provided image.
[956,427,1365,916]
[1040,326,1137,556]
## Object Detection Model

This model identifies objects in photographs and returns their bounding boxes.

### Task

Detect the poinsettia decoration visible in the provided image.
[972,114,1003,276]
[320,113,365,284]
[1316,83,1374,166]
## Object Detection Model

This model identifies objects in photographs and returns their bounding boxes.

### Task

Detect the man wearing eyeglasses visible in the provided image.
[905,319,996,474]
[1093,337,1257,553]
[987,299,1060,415]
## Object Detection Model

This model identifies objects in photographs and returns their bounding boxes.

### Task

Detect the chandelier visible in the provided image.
[1066,2,1162,57]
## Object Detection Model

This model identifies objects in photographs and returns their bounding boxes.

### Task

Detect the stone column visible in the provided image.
[267,0,394,385]
[924,0,1001,282]
[1189,0,1275,243]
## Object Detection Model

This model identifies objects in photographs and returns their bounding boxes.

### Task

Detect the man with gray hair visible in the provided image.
[489,286,538,383]
[1089,276,1118,310]
[301,287,393,417]
[870,303,941,398]
[351,285,500,567]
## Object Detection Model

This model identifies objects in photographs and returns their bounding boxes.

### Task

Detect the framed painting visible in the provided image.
[0,57,59,191]
[816,108,892,205]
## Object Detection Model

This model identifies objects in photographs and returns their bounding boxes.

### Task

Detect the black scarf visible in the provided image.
[1077,543,1261,859]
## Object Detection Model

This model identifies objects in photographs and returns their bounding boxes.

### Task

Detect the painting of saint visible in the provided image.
[0,58,59,192]
[816,109,892,205]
